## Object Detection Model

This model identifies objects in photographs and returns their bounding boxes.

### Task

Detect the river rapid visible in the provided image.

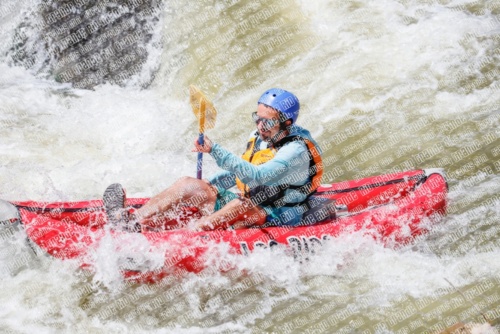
[0,0,499,333]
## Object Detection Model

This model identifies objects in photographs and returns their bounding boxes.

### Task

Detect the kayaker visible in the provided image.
[104,88,323,231]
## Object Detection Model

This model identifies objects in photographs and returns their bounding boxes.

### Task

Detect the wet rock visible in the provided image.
[9,0,162,89]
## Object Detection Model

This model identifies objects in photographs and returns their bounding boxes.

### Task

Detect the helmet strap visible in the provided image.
[269,120,292,147]
[269,129,287,147]
[279,120,291,131]
[260,111,293,147]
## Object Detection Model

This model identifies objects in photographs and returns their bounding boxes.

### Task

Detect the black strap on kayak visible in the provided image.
[317,173,426,195]
[13,203,143,214]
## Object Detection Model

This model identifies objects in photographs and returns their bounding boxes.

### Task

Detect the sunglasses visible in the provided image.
[252,112,280,131]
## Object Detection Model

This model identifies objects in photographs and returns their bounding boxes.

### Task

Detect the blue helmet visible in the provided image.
[258,88,300,123]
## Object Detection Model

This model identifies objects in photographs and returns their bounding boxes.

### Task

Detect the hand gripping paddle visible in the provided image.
[189,85,217,179]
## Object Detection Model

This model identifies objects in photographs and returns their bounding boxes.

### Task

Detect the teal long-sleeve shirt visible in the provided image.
[207,126,321,205]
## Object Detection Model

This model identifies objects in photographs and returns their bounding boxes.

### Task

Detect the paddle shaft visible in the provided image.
[196,98,206,179]
[197,133,204,179]
[189,86,215,180]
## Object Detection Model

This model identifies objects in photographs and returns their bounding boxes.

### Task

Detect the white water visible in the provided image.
[1,0,500,333]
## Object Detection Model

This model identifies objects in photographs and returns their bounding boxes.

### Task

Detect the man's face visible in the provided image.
[255,104,281,143]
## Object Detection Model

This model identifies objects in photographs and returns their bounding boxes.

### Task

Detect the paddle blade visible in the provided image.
[189,85,217,129]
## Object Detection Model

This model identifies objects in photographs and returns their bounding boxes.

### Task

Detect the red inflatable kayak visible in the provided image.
[1,169,447,282]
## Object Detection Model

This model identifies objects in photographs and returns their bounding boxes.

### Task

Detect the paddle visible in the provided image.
[189,85,217,179]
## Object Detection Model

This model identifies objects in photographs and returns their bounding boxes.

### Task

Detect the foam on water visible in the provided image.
[1,0,499,332]
[0,63,196,200]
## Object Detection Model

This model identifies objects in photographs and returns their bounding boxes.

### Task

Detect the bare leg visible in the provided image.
[195,197,267,230]
[135,177,217,226]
